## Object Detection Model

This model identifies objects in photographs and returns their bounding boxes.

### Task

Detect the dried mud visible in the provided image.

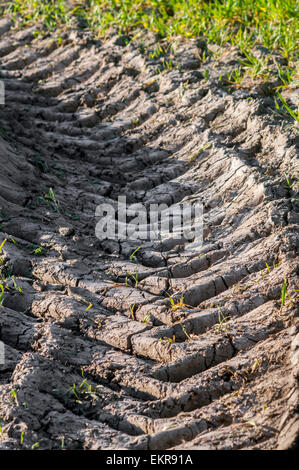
[0,19,298,450]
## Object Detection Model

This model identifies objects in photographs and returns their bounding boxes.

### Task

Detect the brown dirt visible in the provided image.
[0,18,298,450]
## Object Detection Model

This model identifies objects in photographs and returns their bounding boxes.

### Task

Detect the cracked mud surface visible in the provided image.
[0,19,298,450]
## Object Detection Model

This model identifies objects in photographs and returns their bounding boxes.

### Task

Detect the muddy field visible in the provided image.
[0,18,298,450]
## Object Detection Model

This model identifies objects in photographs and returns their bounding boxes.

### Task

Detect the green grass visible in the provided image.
[1,1,298,114]
[0,283,4,305]
[2,1,297,59]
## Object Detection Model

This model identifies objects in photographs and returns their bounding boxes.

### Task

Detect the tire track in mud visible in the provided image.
[0,19,298,450]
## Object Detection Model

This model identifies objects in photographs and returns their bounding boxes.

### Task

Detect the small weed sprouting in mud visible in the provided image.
[226,66,244,87]
[0,239,7,266]
[11,276,23,295]
[76,296,93,311]
[33,246,44,256]
[61,437,65,450]
[0,283,4,306]
[10,389,18,404]
[281,277,288,307]
[149,44,164,60]
[129,246,141,262]
[45,188,59,211]
[243,360,260,379]
[125,270,139,287]
[160,335,176,345]
[283,173,298,191]
[217,309,230,334]
[189,143,211,163]
[31,442,39,450]
[236,284,250,294]
[179,81,189,98]
[261,404,268,414]
[265,262,271,273]
[128,302,136,320]
[143,312,151,324]
[26,243,45,256]
[0,239,7,254]
[251,359,259,374]
[239,49,271,81]
[180,324,193,342]
[166,293,193,310]
[20,431,25,445]
[275,92,299,122]
[68,372,103,407]
[39,188,60,212]
[8,237,18,246]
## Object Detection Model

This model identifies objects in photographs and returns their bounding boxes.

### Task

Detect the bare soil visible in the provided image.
[0,19,298,450]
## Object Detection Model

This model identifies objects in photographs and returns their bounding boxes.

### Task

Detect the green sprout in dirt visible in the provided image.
[129,246,142,262]
[8,237,18,246]
[0,283,5,306]
[281,277,288,307]
[217,309,230,334]
[68,374,103,406]
[125,269,139,287]
[128,302,136,320]
[239,49,271,80]
[160,335,176,345]
[0,239,7,266]
[279,278,298,310]
[226,66,244,86]
[45,188,59,211]
[189,143,211,163]
[10,389,18,404]
[26,243,45,256]
[283,173,298,191]
[0,239,7,253]
[166,293,193,310]
[11,276,23,294]
[33,246,44,256]
[143,312,151,324]
[180,323,193,342]
[275,92,299,122]
[39,188,60,212]
[61,437,65,450]
[265,262,271,273]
